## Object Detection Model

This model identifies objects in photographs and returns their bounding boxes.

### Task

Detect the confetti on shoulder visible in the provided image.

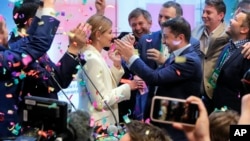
[38,21,44,25]
[175,56,186,63]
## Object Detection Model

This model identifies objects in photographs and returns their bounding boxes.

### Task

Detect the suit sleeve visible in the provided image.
[0,15,59,77]
[78,51,130,110]
[129,55,198,85]
[23,53,85,93]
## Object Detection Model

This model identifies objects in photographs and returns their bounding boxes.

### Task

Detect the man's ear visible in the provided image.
[27,18,33,27]
[241,26,249,35]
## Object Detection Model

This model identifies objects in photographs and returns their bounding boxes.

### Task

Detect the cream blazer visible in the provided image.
[77,45,131,125]
[192,23,229,99]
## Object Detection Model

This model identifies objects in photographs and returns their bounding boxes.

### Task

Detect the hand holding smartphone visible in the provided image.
[150,96,199,127]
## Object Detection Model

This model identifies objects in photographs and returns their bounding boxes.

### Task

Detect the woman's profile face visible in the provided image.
[99,27,114,48]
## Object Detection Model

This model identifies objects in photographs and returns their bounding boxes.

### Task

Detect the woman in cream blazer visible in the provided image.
[77,15,137,125]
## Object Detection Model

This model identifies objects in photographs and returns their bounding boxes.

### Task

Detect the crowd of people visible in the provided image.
[1,0,250,141]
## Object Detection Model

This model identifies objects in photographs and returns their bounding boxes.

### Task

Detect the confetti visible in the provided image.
[146,39,152,42]
[7,110,14,115]
[106,5,115,8]
[6,94,13,98]
[22,54,32,66]
[13,62,21,67]
[48,103,57,109]
[89,6,93,11]
[82,0,87,5]
[56,62,61,66]
[38,21,44,25]
[172,40,181,45]
[90,116,95,127]
[176,70,181,76]
[175,56,186,63]
[13,13,18,19]
[14,79,19,85]
[145,130,150,135]
[127,109,131,115]
[48,87,55,93]
[19,72,26,80]
[122,115,131,123]
[61,11,65,16]
[144,118,150,124]
[5,82,13,87]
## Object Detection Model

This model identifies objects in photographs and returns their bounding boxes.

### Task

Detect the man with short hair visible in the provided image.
[118,8,152,45]
[192,0,229,114]
[136,1,199,122]
[115,16,202,141]
[117,7,152,121]
[212,9,250,113]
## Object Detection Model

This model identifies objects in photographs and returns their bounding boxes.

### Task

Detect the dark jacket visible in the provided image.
[129,45,202,141]
[0,15,60,138]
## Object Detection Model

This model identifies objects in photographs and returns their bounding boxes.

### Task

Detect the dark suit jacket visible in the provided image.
[0,15,60,138]
[129,44,202,141]
[136,31,200,120]
[213,45,250,113]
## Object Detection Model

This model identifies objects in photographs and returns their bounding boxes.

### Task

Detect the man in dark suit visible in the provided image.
[0,0,60,138]
[212,9,250,113]
[115,16,202,141]
[135,1,200,122]
[117,8,152,121]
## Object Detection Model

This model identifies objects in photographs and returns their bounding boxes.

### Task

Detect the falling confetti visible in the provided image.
[48,103,57,109]
[176,70,181,76]
[6,94,13,98]
[22,54,32,66]
[145,130,150,135]
[146,39,152,42]
[106,5,115,8]
[123,115,131,123]
[175,56,186,63]
[38,21,44,25]
[82,0,87,5]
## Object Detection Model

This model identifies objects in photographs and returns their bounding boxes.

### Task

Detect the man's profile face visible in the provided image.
[227,12,247,38]
[129,14,152,38]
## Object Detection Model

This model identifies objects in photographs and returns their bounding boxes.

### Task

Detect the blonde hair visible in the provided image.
[87,15,112,41]
[209,110,239,141]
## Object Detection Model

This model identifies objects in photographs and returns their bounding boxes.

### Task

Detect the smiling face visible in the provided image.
[162,27,181,53]
[202,4,224,32]
[129,14,151,38]
[227,12,248,40]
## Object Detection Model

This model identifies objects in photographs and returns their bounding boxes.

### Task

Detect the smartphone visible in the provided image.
[150,96,199,126]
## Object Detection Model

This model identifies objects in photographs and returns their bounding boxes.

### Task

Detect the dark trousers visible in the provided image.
[200,85,214,115]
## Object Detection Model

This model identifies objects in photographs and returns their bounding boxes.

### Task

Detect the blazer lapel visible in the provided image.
[206,23,229,56]
[88,45,117,87]
[221,48,242,69]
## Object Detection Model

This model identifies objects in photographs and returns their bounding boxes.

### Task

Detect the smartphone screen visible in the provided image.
[150,96,199,126]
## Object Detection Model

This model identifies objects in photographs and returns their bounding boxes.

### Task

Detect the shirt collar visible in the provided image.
[172,43,191,57]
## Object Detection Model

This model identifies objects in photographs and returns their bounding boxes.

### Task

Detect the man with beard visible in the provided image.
[212,9,250,113]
